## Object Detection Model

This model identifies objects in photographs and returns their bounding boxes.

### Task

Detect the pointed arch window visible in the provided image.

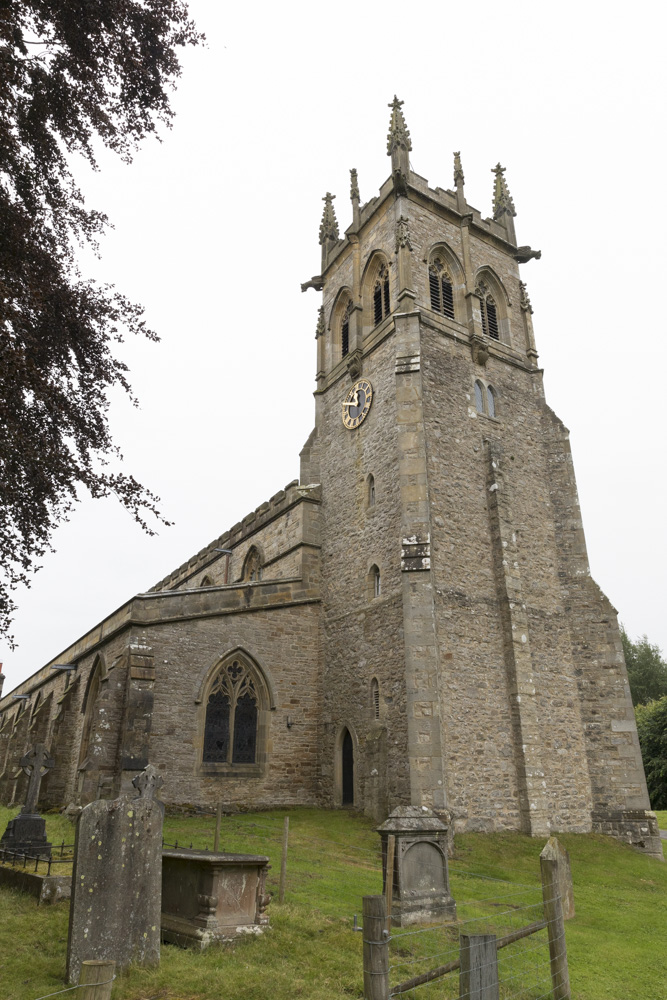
[368,474,376,507]
[200,575,213,588]
[373,265,390,326]
[203,658,259,765]
[480,290,499,341]
[341,301,352,358]
[473,379,498,418]
[242,546,262,582]
[429,259,455,319]
[474,380,484,414]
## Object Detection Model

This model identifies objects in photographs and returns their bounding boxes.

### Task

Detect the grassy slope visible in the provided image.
[1,807,666,1000]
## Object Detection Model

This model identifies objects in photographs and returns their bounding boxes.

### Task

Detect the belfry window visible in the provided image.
[429,259,455,319]
[203,659,259,765]
[341,301,352,358]
[373,265,390,326]
[481,293,499,341]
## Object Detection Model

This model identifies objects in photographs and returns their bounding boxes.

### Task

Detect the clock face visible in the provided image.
[342,379,373,430]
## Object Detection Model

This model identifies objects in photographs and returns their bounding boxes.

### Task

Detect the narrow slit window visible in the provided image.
[487,385,496,418]
[371,678,380,720]
[373,566,381,598]
[341,301,351,358]
[486,297,499,340]
[368,475,376,507]
[373,264,390,327]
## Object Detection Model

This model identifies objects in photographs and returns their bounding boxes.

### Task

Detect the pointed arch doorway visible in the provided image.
[334,726,355,807]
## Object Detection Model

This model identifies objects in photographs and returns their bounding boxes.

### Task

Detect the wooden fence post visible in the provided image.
[79,960,115,1000]
[279,815,289,903]
[540,856,571,1000]
[363,895,389,1000]
[214,800,223,852]
[384,834,395,925]
[459,934,499,1000]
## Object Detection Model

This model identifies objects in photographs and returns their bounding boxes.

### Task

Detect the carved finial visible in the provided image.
[519,281,533,313]
[492,163,516,221]
[132,763,164,801]
[454,152,465,187]
[315,305,325,338]
[387,96,412,155]
[350,168,360,202]
[319,192,339,245]
[395,215,413,253]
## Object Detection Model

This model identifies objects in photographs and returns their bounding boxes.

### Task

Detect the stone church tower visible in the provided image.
[0,98,661,857]
[300,97,659,852]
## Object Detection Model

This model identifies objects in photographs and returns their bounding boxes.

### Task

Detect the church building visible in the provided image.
[0,99,661,858]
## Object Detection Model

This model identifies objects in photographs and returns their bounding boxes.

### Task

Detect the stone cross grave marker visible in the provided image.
[66,763,165,984]
[0,742,54,857]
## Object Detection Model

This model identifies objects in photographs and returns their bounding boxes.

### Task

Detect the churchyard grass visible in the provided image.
[1,807,666,1000]
[655,809,666,829]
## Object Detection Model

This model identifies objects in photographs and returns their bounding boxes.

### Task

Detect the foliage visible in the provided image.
[621,627,667,705]
[0,1,203,643]
[635,697,667,811]
[1,808,667,1000]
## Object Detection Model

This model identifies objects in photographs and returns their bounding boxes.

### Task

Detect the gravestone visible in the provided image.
[0,743,54,857]
[66,764,164,984]
[377,806,456,925]
[540,836,575,920]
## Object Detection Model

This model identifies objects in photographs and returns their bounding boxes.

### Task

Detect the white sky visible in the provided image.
[2,0,666,690]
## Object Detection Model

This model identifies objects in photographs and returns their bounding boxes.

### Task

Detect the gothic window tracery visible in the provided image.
[373,265,390,326]
[429,258,455,319]
[203,658,259,765]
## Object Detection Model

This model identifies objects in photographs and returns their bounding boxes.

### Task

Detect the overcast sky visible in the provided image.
[2,1,666,690]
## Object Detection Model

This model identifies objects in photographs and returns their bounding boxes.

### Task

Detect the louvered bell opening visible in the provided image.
[481,301,489,338]
[487,299,499,340]
[441,279,454,319]
[383,278,390,318]
[374,284,383,326]
[342,317,349,357]
[429,269,440,311]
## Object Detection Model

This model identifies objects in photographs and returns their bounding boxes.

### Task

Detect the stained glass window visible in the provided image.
[203,659,260,766]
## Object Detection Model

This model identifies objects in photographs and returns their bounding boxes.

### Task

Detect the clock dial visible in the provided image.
[342,379,373,429]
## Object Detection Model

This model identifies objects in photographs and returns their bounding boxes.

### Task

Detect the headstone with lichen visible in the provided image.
[66,764,164,983]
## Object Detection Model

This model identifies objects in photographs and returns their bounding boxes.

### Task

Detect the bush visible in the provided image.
[635,696,667,810]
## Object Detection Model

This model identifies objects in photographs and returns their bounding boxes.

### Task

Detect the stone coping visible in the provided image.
[163,848,269,865]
